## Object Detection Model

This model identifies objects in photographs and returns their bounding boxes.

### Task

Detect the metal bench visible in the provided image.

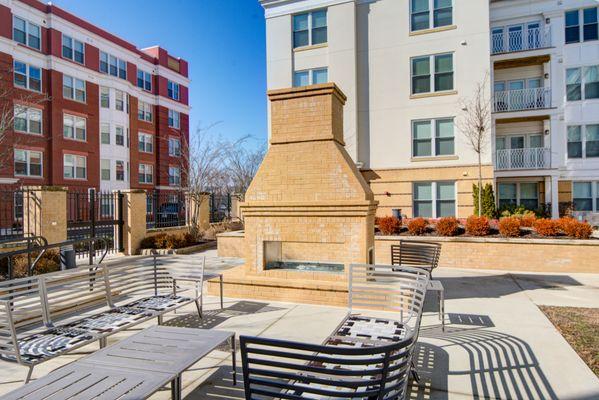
[240,264,429,399]
[0,259,208,382]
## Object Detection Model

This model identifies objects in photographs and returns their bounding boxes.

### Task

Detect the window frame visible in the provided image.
[138,163,153,184]
[61,34,85,64]
[138,101,153,122]
[137,70,152,92]
[13,105,42,135]
[567,124,599,159]
[412,181,456,218]
[100,159,111,181]
[13,61,42,93]
[566,7,599,44]
[411,117,455,158]
[497,182,539,210]
[292,9,328,49]
[168,109,181,129]
[410,0,454,32]
[138,132,154,153]
[168,166,181,186]
[167,80,180,101]
[63,114,87,142]
[99,51,127,80]
[411,53,454,95]
[115,90,124,111]
[12,16,41,50]
[63,74,86,103]
[293,67,328,87]
[115,125,125,146]
[14,149,43,178]
[572,181,594,212]
[63,153,87,180]
[566,65,599,101]
[115,160,125,181]
[168,137,181,157]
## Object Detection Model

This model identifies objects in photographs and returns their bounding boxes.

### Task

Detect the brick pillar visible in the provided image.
[188,192,210,232]
[121,190,147,255]
[23,186,67,245]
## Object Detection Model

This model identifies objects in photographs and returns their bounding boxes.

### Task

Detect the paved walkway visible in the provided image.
[0,250,597,399]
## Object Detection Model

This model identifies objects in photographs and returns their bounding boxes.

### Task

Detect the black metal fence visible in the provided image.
[0,186,37,241]
[146,190,187,229]
[210,192,232,223]
[67,189,123,258]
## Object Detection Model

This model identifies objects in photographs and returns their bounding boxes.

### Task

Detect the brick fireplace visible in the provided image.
[210,84,377,305]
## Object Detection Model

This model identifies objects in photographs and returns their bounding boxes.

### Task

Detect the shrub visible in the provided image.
[498,217,521,238]
[473,183,497,218]
[378,216,401,235]
[140,235,157,249]
[520,212,537,228]
[140,231,197,249]
[533,219,560,237]
[12,250,60,278]
[407,218,428,236]
[559,218,593,239]
[436,217,459,237]
[466,215,490,236]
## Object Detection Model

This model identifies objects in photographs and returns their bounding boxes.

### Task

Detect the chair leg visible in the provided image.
[170,374,181,400]
[410,360,420,383]
[231,335,237,386]
[195,298,202,319]
[25,365,33,384]
[158,315,164,325]
[99,337,107,348]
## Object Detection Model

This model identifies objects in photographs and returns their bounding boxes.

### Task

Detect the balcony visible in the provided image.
[495,147,550,170]
[493,87,551,113]
[491,26,551,55]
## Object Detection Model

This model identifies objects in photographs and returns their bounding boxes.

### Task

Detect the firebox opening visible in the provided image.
[263,241,344,273]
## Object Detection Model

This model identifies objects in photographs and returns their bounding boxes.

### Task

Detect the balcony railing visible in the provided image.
[491,26,551,55]
[493,87,551,112]
[495,147,550,170]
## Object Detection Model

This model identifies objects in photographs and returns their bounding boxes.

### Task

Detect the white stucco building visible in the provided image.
[260,0,599,220]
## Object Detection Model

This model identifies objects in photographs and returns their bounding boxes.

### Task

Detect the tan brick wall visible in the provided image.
[361,165,494,218]
[122,190,147,255]
[23,187,67,245]
[375,236,599,273]
[558,180,572,204]
[217,232,244,258]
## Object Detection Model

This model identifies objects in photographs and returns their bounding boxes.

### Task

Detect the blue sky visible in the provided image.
[54,0,268,147]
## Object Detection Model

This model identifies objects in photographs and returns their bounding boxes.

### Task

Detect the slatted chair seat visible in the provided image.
[391,240,441,277]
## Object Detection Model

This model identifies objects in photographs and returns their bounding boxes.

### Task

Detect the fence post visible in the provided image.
[120,190,147,256]
[22,186,67,245]
[117,191,124,252]
[89,189,96,265]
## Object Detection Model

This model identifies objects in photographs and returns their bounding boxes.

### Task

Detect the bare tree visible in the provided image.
[458,74,492,216]
[0,65,50,175]
[224,140,265,196]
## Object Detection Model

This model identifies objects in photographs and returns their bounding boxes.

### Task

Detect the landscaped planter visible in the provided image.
[140,240,216,256]
[375,235,599,273]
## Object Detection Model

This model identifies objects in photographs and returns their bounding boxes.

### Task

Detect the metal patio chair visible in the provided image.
[391,240,441,277]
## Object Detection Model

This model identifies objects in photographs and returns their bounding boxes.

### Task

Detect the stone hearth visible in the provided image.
[209,83,377,305]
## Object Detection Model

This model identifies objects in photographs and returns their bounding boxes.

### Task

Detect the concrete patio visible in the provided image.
[0,250,597,400]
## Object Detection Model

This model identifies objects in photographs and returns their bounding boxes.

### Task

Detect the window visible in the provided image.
[139,132,153,153]
[13,16,40,50]
[169,166,181,186]
[63,75,86,102]
[62,34,84,64]
[169,138,181,157]
[13,106,42,135]
[115,90,124,111]
[413,181,455,218]
[100,87,110,108]
[101,159,110,181]
[139,164,153,184]
[14,149,42,177]
[566,8,599,43]
[115,160,125,181]
[411,53,453,94]
[14,193,23,220]
[167,80,180,100]
[100,51,127,79]
[568,125,599,158]
[573,182,592,211]
[567,65,599,100]
[293,10,327,48]
[137,70,152,91]
[498,182,538,210]
[293,68,328,87]
[138,101,153,122]
[412,118,454,157]
[13,61,41,92]
[168,109,180,129]
[115,126,124,146]
[63,154,86,179]
[411,0,453,32]
[100,123,110,144]
[63,114,86,141]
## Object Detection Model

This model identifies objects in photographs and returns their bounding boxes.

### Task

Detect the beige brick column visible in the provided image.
[23,186,67,244]
[188,192,210,232]
[120,190,147,255]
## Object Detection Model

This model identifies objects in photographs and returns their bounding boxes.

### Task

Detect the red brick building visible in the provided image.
[0,0,189,193]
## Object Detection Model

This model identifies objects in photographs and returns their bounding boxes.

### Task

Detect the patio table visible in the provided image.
[0,325,236,400]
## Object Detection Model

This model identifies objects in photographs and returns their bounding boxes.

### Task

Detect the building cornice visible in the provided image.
[260,0,355,18]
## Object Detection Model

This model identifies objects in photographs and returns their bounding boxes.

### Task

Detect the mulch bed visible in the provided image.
[540,306,599,376]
